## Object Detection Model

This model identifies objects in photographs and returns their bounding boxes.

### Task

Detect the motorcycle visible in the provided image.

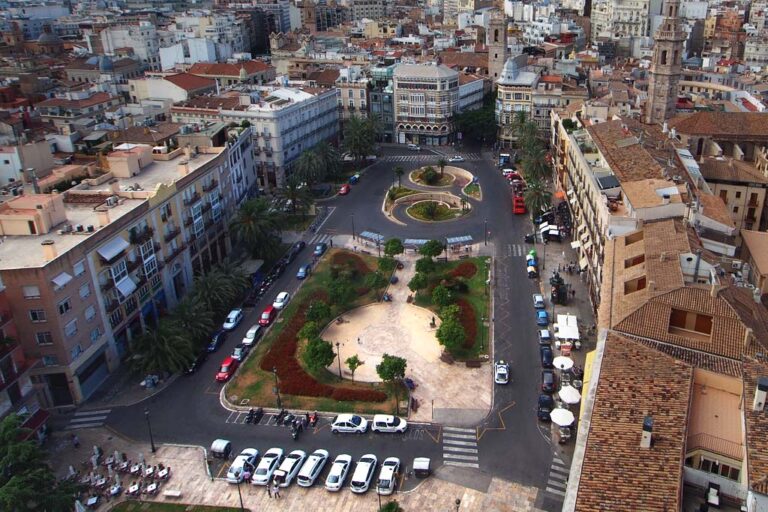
[309,411,318,427]
[383,293,392,302]
[290,420,303,440]
[274,409,287,424]
[245,408,255,424]
[282,413,296,426]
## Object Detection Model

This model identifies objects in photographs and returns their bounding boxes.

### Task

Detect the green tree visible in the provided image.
[299,321,321,341]
[420,240,444,259]
[422,201,438,219]
[293,149,324,187]
[168,298,214,349]
[437,157,448,177]
[303,337,336,372]
[520,145,550,183]
[453,94,497,145]
[440,303,460,321]
[393,166,404,188]
[131,322,196,374]
[436,315,466,353]
[384,238,404,257]
[432,284,453,308]
[278,175,314,216]
[215,259,250,296]
[0,415,83,512]
[192,269,238,316]
[378,257,397,273]
[329,278,355,308]
[420,166,438,185]
[380,502,404,512]
[314,142,341,180]
[408,272,428,293]
[229,197,283,260]
[376,353,407,413]
[364,271,388,291]
[345,354,362,381]
[523,179,553,216]
[343,116,379,168]
[306,300,331,323]
[415,256,435,274]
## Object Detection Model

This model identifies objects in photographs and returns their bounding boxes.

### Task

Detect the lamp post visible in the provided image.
[455,498,461,511]
[272,366,282,409]
[377,490,382,510]
[336,342,342,381]
[484,218,488,246]
[351,214,356,240]
[234,471,244,512]
[144,408,156,453]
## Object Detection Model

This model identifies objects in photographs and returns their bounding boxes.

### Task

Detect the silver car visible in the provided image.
[325,454,352,492]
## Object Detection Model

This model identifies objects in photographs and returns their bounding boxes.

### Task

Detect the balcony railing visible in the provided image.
[164,228,180,242]
[183,192,201,206]
[167,243,187,262]
[201,202,212,213]
[106,300,120,313]
[183,216,193,227]
[687,432,743,461]
[129,226,154,245]
[100,280,114,292]
[202,179,218,192]
[126,259,141,272]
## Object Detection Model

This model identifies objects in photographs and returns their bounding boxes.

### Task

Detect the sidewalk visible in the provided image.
[83,366,178,410]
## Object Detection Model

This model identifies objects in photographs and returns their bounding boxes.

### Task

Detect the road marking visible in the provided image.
[547,479,567,489]
[442,446,478,454]
[65,422,105,430]
[442,432,476,440]
[545,456,570,501]
[442,426,475,433]
[549,465,570,476]
[66,409,111,430]
[442,439,477,447]
[444,461,480,468]
[70,415,109,423]
[74,409,111,416]
[443,453,479,461]
[546,487,566,497]
[476,401,516,441]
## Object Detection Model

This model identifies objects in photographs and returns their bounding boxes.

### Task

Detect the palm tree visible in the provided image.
[229,197,283,259]
[215,258,250,293]
[523,179,552,216]
[314,142,340,180]
[437,157,448,178]
[343,116,378,168]
[521,144,550,182]
[394,166,404,188]
[293,149,323,187]
[277,175,313,217]
[130,323,196,374]
[168,298,214,348]
[193,269,239,316]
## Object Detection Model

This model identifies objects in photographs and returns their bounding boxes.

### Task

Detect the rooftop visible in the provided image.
[669,111,768,138]
[37,92,117,109]
[162,73,216,92]
[699,157,768,184]
[741,229,768,275]
[743,356,768,494]
[187,61,272,77]
[393,63,459,80]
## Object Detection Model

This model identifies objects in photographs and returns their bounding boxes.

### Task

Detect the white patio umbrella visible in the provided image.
[93,445,100,457]
[90,455,99,470]
[107,465,114,478]
[553,356,574,370]
[114,450,120,462]
[550,407,575,427]
[138,452,145,465]
[114,473,121,487]
[558,385,582,405]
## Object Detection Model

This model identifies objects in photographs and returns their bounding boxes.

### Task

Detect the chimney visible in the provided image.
[744,327,754,349]
[662,121,669,133]
[648,280,656,291]
[640,415,653,449]
[661,194,670,205]
[184,145,192,159]
[110,180,120,194]
[97,209,110,227]
[41,239,57,261]
[753,377,768,412]
[178,161,190,177]
[27,168,39,194]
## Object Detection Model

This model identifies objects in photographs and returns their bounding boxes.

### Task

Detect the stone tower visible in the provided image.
[645,0,685,125]
[487,10,508,88]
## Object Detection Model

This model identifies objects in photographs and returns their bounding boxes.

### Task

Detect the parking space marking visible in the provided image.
[476,401,516,441]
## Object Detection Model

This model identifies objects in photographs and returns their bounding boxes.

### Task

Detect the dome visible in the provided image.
[98,55,114,72]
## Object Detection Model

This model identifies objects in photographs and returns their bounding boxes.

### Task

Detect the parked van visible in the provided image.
[211,439,232,459]
[407,143,421,151]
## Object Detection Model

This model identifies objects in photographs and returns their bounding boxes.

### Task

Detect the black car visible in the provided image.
[288,241,306,261]
[540,345,554,368]
[185,350,208,374]
[541,369,556,393]
[537,394,555,421]
[524,233,536,244]
[208,329,228,352]
[534,209,555,225]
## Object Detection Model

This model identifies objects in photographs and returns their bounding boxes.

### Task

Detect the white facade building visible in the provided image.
[101,22,161,70]
[591,0,651,40]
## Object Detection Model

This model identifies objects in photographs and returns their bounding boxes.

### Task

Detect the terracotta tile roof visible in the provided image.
[37,91,116,109]
[187,61,273,78]
[306,68,340,88]
[698,192,736,229]
[437,51,489,70]
[741,230,768,276]
[458,73,484,85]
[629,334,743,377]
[575,332,691,512]
[171,94,243,111]
[668,112,768,138]
[743,356,768,494]
[699,157,768,184]
[112,122,182,145]
[163,73,216,92]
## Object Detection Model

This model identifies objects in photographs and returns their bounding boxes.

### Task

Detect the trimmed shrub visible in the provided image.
[456,298,478,349]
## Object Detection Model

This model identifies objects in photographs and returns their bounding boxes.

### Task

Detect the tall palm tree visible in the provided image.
[193,269,238,316]
[130,323,196,374]
[437,157,448,178]
[278,175,314,217]
[229,197,283,259]
[523,179,552,216]
[293,149,323,187]
[314,142,340,180]
[394,166,404,188]
[343,116,378,168]
[168,298,214,348]
[521,144,550,183]
[215,258,250,297]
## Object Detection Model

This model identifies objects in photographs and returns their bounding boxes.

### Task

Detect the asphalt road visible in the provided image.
[102,145,560,508]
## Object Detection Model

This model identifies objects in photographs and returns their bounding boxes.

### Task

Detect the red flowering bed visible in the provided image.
[331,252,372,275]
[456,298,478,349]
[450,261,478,278]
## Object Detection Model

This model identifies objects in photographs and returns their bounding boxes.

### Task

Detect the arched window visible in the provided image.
[494,29,499,43]
[661,50,668,65]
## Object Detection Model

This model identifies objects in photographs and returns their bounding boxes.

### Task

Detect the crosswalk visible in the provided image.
[309,233,333,246]
[66,409,111,430]
[382,153,483,163]
[545,455,570,499]
[441,426,480,469]
[507,243,527,257]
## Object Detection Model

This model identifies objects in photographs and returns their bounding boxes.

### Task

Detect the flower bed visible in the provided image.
[331,252,372,275]
[456,298,478,349]
[450,261,478,278]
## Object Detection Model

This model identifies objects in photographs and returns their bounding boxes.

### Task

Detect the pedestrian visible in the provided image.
[273,484,281,499]
[571,289,576,299]
[329,238,333,247]
[305,412,310,426]
[71,434,80,449]
[267,484,272,498]
[357,337,360,344]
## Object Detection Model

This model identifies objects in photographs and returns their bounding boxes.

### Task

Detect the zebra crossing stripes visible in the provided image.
[508,243,526,257]
[66,409,111,430]
[545,456,570,499]
[442,426,480,469]
[309,233,333,246]
[382,153,483,163]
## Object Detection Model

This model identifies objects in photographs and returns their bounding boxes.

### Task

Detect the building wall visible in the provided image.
[709,183,766,231]
[393,66,459,146]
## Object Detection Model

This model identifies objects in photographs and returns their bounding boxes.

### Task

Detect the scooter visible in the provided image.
[245,408,255,424]
[274,409,287,424]
[282,413,296,426]
[290,421,303,440]
[309,411,318,427]
[383,293,392,302]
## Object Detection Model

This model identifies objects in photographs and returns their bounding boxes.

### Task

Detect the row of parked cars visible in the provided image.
[226,447,401,495]
[533,293,557,421]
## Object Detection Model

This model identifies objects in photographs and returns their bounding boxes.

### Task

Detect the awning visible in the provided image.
[579,255,589,271]
[19,409,50,440]
[583,240,593,251]
[569,197,577,205]
[359,231,385,244]
[446,235,473,245]
[555,190,566,200]
[51,272,73,288]
[570,241,581,249]
[566,188,575,197]
[97,237,129,262]
[577,223,587,233]
[403,239,429,247]
[115,277,137,299]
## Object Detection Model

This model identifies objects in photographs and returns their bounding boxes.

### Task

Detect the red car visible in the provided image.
[339,184,350,195]
[513,196,526,215]
[259,305,277,327]
[216,356,239,382]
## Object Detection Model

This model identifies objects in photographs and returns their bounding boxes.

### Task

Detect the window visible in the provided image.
[624,276,647,294]
[23,285,40,299]
[35,332,53,345]
[42,356,57,367]
[85,305,96,322]
[733,206,739,213]
[73,260,86,276]
[70,344,83,361]
[90,327,101,342]
[735,191,742,199]
[58,298,72,315]
[64,319,78,337]
[79,283,90,299]
[624,255,645,268]
[111,260,127,283]
[29,309,46,323]
[669,308,713,337]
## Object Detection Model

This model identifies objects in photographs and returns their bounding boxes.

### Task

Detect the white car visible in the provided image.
[331,413,368,434]
[223,308,244,330]
[273,291,291,310]
[376,457,400,495]
[273,449,306,487]
[371,415,408,433]
[495,360,510,385]
[251,448,283,486]
[448,155,465,163]
[325,454,352,492]
[226,448,259,483]
[350,454,378,493]
[533,294,545,309]
[297,449,329,487]
[241,325,262,347]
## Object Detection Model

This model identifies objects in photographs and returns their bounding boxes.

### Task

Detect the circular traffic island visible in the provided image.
[410,166,455,187]
[407,199,469,222]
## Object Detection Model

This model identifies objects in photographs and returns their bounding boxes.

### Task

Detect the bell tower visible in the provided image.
[487,10,507,88]
[645,0,685,125]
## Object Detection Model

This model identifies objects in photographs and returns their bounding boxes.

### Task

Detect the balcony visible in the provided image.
[126,259,141,272]
[106,300,120,313]
[100,280,115,292]
[164,228,180,242]
[202,179,218,192]
[234,174,243,184]
[167,243,187,262]
[183,191,201,206]
[263,133,271,140]
[265,149,273,157]
[183,216,193,227]
[202,202,212,213]
[129,226,154,245]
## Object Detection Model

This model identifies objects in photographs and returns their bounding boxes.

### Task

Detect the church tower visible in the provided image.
[487,10,507,89]
[645,0,685,125]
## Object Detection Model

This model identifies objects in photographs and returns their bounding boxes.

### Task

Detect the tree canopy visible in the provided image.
[453,95,496,145]
[343,116,379,166]
[376,353,407,384]
[419,240,444,259]
[303,337,336,372]
[384,238,404,257]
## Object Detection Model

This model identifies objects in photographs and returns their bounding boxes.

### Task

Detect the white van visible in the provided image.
[350,454,378,493]
[407,143,421,151]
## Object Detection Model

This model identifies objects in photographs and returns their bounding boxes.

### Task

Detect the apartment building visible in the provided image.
[64,57,143,86]
[187,61,276,86]
[171,11,249,55]
[129,73,217,103]
[393,63,459,146]
[100,22,161,70]
[350,0,390,21]
[36,90,123,129]
[699,157,768,231]
[591,0,651,40]
[369,64,396,143]
[171,87,338,188]
[336,66,369,136]
[495,56,538,147]
[0,126,251,408]
[745,38,768,68]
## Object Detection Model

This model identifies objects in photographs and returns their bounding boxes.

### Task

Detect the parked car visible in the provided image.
[339,184,350,195]
[371,415,408,433]
[350,454,378,493]
[448,155,465,163]
[407,143,421,151]
[331,413,368,434]
[226,448,259,483]
[273,291,291,310]
[524,233,537,244]
[536,310,549,326]
[252,448,283,486]
[541,369,556,393]
[534,209,555,225]
[296,264,312,280]
[215,356,239,382]
[223,309,244,330]
[231,344,248,362]
[513,196,526,215]
[259,305,277,326]
[540,345,554,369]
[314,243,328,256]
[537,394,555,421]
[325,454,352,492]
[242,325,262,347]
[297,449,329,487]
[494,360,510,384]
[274,450,307,487]
[533,294,545,309]
[208,329,227,352]
[185,350,208,374]
[538,329,552,345]
[376,457,400,496]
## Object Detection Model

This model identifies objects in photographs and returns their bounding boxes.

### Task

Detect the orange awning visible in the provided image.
[555,190,566,199]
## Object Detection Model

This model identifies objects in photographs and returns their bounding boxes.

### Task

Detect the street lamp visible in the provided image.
[233,471,245,512]
[351,214,356,241]
[144,408,156,453]
[484,218,488,246]
[272,366,282,409]
[336,342,342,381]
[455,498,461,511]
[377,490,382,510]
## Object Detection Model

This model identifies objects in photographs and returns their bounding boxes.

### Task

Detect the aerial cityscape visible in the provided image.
[0,0,766,510]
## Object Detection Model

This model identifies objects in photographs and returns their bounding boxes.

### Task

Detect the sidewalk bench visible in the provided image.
[163,489,182,498]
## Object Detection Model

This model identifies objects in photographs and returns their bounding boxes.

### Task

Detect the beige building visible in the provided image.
[336,66,369,137]
[699,157,768,231]
[393,64,459,146]
[740,229,768,295]
[495,56,538,148]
